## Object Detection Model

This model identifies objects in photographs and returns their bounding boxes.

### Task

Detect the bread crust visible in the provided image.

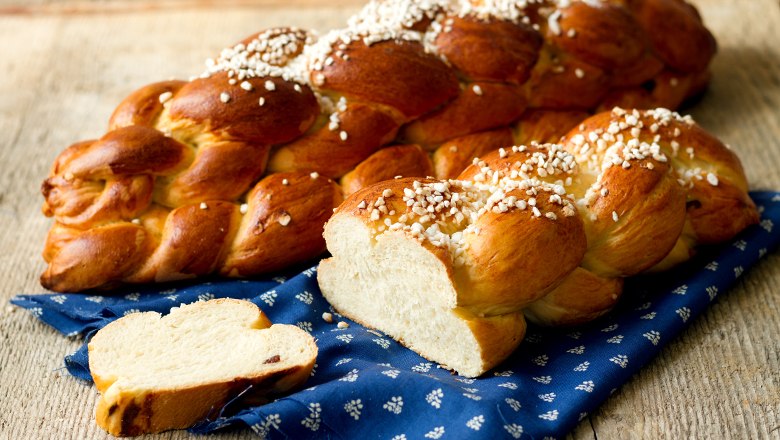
[524,267,624,326]
[316,39,459,120]
[433,128,515,180]
[340,144,434,195]
[39,1,725,291]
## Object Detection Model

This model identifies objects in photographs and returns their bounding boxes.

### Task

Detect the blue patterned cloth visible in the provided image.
[12,191,780,439]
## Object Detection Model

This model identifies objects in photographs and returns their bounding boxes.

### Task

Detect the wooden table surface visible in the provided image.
[0,0,778,438]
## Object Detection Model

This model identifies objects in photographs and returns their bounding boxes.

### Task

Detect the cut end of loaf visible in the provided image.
[88,299,316,436]
[318,214,525,377]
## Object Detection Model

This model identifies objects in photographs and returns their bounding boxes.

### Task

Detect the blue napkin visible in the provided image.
[13,191,780,439]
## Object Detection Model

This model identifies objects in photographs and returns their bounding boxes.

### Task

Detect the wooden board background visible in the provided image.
[0,0,778,438]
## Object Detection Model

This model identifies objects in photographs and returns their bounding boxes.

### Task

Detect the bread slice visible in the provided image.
[88,298,317,436]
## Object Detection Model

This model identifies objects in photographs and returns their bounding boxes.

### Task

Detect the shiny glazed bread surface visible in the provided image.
[41,0,719,291]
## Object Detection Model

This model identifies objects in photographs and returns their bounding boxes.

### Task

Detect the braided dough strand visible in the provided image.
[42,0,720,291]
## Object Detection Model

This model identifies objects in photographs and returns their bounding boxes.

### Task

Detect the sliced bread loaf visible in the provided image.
[318,178,585,377]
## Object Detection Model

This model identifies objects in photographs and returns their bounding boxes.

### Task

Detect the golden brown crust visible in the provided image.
[221,172,343,276]
[548,2,645,71]
[41,224,149,291]
[41,174,154,228]
[447,108,756,331]
[168,73,318,145]
[433,128,515,180]
[608,52,665,89]
[687,179,758,244]
[340,144,434,195]
[154,142,269,207]
[580,160,687,276]
[598,69,703,112]
[402,82,527,147]
[267,103,401,178]
[456,141,577,182]
[55,126,190,179]
[41,127,191,227]
[513,109,590,145]
[524,267,623,327]
[129,201,240,282]
[335,176,426,218]
[433,16,542,84]
[453,194,587,314]
[336,176,587,315]
[627,0,717,73]
[318,104,756,377]
[459,310,526,373]
[41,173,342,290]
[96,364,312,436]
[316,39,459,120]
[525,52,610,109]
[109,80,186,130]
[39,0,727,292]
[563,110,758,249]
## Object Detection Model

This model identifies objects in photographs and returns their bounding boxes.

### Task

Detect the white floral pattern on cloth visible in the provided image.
[426,388,444,408]
[10,191,780,439]
[344,399,363,420]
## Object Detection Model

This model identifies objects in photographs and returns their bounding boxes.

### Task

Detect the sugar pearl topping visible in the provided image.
[158,91,173,104]
[470,143,578,184]
[569,108,676,172]
[360,174,577,267]
[306,0,553,69]
[203,28,312,84]
[196,0,619,123]
[305,0,446,72]
[567,108,723,209]
[612,109,716,190]
[201,0,597,94]
[460,0,546,22]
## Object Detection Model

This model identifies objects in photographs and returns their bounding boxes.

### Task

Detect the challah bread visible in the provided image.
[41,0,717,291]
[318,109,758,375]
[88,299,317,436]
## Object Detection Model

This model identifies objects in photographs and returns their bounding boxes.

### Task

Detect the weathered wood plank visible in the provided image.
[0,0,365,15]
[0,1,777,439]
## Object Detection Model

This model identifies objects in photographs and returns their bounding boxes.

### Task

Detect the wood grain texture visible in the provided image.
[0,0,365,15]
[0,0,777,438]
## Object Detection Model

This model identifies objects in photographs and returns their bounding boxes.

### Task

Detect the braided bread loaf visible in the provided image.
[318,108,758,377]
[41,0,717,292]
